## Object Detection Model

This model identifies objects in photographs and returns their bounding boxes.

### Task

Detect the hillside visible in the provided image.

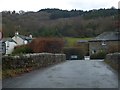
[2,8,118,38]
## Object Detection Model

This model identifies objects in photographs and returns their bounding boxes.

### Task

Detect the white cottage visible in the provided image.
[12,32,32,45]
[2,32,33,55]
[0,40,6,55]
[2,38,17,55]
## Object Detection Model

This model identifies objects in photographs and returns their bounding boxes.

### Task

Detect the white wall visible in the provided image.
[12,36,26,45]
[0,41,2,53]
[24,40,28,44]
[5,41,17,54]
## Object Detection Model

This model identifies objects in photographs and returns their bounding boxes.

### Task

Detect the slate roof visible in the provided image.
[2,38,17,43]
[90,32,120,41]
[77,40,88,43]
[16,35,32,40]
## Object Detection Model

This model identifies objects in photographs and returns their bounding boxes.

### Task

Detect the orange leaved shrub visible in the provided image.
[29,37,64,53]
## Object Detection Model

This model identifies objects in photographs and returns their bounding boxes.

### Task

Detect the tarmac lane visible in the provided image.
[2,60,118,88]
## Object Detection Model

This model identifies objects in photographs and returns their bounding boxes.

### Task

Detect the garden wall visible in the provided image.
[104,53,120,71]
[2,53,66,78]
[2,53,66,70]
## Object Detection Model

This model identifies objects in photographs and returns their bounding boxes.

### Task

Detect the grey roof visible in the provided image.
[77,40,88,43]
[90,32,120,41]
[2,38,17,43]
[17,35,32,40]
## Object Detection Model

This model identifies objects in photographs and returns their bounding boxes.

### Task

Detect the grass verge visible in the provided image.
[64,37,92,47]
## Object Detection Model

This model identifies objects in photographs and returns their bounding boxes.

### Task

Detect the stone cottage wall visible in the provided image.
[104,53,120,71]
[2,53,66,70]
[89,41,119,55]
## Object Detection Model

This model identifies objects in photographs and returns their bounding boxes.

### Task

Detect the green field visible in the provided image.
[64,37,93,47]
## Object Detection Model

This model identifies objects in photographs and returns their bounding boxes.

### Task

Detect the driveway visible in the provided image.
[3,60,118,88]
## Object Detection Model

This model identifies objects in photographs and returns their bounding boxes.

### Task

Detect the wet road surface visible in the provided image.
[3,60,118,88]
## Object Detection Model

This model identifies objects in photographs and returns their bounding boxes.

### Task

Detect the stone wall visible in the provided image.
[2,53,66,70]
[89,41,119,55]
[104,53,120,71]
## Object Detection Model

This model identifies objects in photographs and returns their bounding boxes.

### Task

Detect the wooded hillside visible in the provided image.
[2,8,118,38]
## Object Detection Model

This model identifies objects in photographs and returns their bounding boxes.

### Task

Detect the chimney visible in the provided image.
[15,31,19,35]
[29,34,32,38]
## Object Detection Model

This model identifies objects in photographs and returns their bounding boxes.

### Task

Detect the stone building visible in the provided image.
[89,32,120,56]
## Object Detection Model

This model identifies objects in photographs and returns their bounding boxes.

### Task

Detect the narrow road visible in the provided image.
[3,60,118,88]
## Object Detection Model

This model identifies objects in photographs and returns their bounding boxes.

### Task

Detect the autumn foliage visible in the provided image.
[29,37,64,53]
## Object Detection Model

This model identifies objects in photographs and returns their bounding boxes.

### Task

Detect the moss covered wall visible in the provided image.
[2,53,66,70]
[104,53,120,71]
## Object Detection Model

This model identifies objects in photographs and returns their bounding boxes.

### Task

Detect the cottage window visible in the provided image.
[92,50,96,54]
[102,41,106,46]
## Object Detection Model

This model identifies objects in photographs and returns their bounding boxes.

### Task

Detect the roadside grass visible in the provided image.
[2,61,66,79]
[2,67,34,79]
[64,37,93,47]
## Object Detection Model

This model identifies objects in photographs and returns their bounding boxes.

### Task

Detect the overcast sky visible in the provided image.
[0,0,119,12]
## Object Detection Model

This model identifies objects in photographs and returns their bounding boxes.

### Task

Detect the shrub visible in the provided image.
[12,45,33,55]
[62,47,85,60]
[90,51,107,59]
[29,37,64,53]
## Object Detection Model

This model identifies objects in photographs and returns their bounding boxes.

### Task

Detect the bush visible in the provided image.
[12,45,33,55]
[62,47,85,60]
[29,37,64,53]
[90,51,107,59]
